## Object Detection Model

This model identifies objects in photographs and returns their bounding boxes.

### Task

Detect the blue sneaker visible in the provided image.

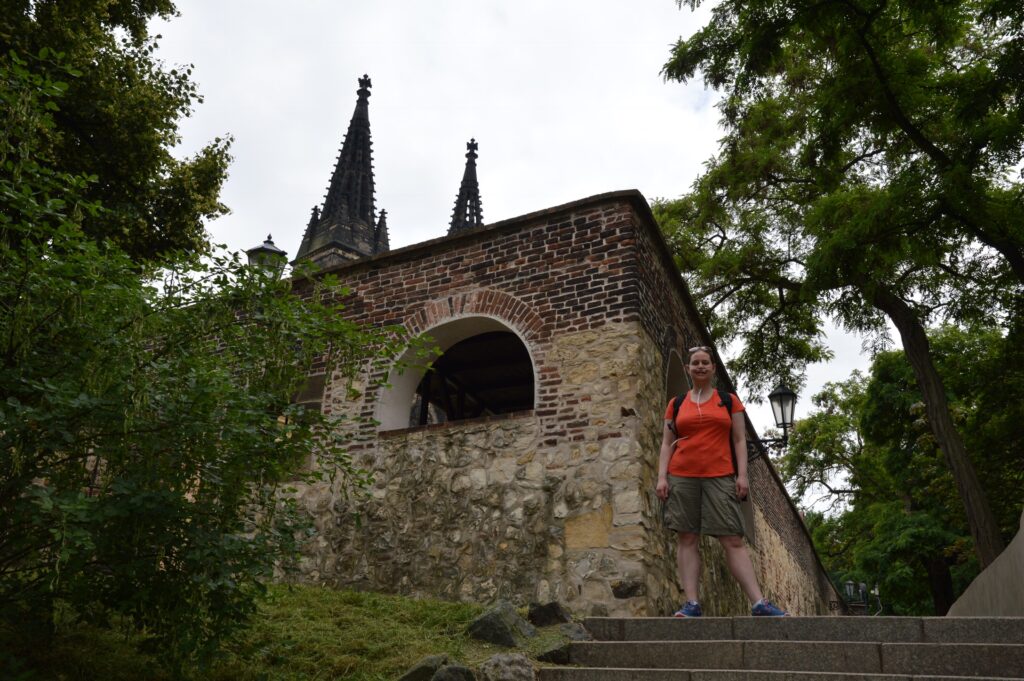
[751,598,789,616]
[673,600,702,617]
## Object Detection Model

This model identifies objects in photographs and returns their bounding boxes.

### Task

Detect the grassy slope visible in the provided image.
[4,584,570,680]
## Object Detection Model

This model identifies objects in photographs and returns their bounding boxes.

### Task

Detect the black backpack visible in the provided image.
[669,389,738,474]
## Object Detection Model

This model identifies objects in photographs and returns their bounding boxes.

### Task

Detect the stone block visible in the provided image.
[613,489,642,515]
[477,653,534,681]
[469,468,487,488]
[612,511,643,527]
[608,525,646,551]
[569,640,743,669]
[744,641,881,673]
[564,505,612,549]
[923,617,1024,644]
[881,642,1024,677]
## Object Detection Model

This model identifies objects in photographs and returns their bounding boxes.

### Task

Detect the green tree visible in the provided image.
[784,372,973,614]
[781,326,1021,614]
[0,0,229,261]
[659,0,1023,567]
[861,327,1024,539]
[0,44,402,678]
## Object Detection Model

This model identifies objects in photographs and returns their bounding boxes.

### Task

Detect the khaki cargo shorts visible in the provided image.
[663,474,746,537]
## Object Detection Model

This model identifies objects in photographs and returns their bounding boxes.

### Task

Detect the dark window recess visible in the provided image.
[293,374,326,413]
[283,374,326,476]
[411,331,534,426]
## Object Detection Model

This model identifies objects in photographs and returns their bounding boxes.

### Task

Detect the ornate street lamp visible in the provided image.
[753,384,798,457]
[767,383,798,446]
[245,234,288,276]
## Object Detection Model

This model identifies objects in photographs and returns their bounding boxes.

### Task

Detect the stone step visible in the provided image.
[538,670,1022,681]
[582,617,1024,644]
[560,641,1024,678]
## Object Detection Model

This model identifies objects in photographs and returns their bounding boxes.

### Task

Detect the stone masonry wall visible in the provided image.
[628,197,840,614]
[288,191,839,616]
[302,323,652,616]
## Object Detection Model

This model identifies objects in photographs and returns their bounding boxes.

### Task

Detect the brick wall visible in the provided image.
[287,190,839,614]
[628,196,841,612]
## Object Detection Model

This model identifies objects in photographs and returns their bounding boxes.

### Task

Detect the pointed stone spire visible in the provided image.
[374,209,390,253]
[295,205,320,263]
[448,138,484,234]
[295,75,383,268]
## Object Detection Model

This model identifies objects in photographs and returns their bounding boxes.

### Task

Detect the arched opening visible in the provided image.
[665,349,687,404]
[378,316,536,431]
[411,330,533,425]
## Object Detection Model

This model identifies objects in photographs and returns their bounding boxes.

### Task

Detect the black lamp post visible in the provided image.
[761,383,798,447]
[745,383,797,462]
[245,234,288,276]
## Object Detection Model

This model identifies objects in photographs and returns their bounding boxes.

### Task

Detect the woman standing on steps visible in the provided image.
[655,346,789,617]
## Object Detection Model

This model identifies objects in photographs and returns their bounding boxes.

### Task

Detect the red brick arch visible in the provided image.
[404,288,546,343]
[375,289,544,431]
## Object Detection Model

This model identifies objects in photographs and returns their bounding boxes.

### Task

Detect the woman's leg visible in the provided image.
[718,534,763,604]
[677,531,701,601]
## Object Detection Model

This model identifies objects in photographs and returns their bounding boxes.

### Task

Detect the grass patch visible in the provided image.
[2,584,574,680]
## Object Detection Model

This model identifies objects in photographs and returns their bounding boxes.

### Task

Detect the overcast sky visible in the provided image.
[152,1,871,442]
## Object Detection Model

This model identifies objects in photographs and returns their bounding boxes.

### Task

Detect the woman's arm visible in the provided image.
[656,419,676,500]
[732,411,749,500]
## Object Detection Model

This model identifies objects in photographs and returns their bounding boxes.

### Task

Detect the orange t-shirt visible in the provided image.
[664,392,744,477]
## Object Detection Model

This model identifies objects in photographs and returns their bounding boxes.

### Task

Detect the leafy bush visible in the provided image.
[0,51,403,675]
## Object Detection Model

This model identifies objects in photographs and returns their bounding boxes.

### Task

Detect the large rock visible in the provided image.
[535,643,570,665]
[398,654,450,681]
[527,601,572,627]
[432,665,476,681]
[467,600,536,647]
[559,621,591,641]
[477,653,535,681]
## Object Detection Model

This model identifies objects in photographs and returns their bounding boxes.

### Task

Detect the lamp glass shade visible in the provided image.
[246,235,287,272]
[768,384,797,430]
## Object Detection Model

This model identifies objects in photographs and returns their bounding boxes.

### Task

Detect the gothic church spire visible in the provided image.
[295,75,386,267]
[374,209,390,252]
[448,139,484,234]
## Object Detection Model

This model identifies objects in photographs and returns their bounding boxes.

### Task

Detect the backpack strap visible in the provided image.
[717,389,738,474]
[716,389,732,414]
[672,391,733,429]
[669,393,685,435]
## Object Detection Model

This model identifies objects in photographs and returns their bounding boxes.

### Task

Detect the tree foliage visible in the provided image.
[0,30,402,680]
[782,326,1022,614]
[658,0,1022,567]
[0,0,230,261]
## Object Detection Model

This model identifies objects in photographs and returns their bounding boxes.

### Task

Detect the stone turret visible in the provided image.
[295,75,386,269]
[448,138,484,234]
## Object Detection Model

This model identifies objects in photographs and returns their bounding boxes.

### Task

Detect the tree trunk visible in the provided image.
[924,553,956,615]
[871,287,1005,568]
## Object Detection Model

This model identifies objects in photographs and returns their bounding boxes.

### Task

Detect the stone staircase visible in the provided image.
[538,616,1024,680]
